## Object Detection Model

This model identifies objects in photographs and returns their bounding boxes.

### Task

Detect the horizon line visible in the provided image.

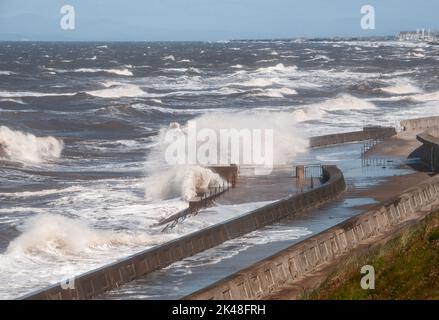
[0,35,398,43]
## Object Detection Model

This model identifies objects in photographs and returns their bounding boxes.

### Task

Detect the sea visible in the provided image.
[0,39,438,299]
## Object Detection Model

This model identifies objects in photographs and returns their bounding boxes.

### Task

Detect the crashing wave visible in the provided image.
[86,83,146,98]
[0,126,63,163]
[292,94,377,122]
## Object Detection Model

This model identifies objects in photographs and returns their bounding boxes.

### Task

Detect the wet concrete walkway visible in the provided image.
[216,166,321,205]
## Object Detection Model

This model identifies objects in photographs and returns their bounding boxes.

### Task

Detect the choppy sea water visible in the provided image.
[0,39,438,299]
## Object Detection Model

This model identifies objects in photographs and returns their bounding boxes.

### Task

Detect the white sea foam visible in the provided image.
[135,104,237,115]
[408,91,439,103]
[164,68,188,73]
[292,94,377,122]
[144,110,307,201]
[0,90,75,98]
[47,67,133,76]
[0,212,177,299]
[5,214,162,257]
[409,52,425,58]
[73,68,133,76]
[240,78,275,87]
[306,54,334,62]
[380,79,423,95]
[251,87,298,98]
[0,126,64,163]
[145,165,225,201]
[162,55,175,61]
[0,71,14,75]
[0,98,26,104]
[255,63,298,74]
[86,84,146,98]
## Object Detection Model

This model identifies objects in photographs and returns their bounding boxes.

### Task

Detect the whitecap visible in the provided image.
[0,126,63,163]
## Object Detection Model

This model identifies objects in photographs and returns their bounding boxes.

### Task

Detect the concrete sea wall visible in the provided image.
[401,116,439,131]
[208,165,238,187]
[309,126,396,148]
[417,127,439,172]
[186,174,439,300]
[22,166,345,300]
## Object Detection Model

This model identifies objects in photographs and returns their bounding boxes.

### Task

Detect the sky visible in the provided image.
[0,0,438,41]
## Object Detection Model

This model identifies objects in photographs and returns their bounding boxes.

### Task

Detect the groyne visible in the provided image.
[186,174,439,300]
[309,126,396,148]
[22,166,345,300]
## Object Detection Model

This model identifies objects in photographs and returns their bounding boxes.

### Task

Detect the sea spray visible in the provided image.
[4,214,170,257]
[145,165,225,201]
[144,111,308,201]
[0,126,64,163]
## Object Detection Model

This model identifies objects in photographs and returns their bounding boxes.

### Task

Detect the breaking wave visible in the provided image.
[46,67,133,76]
[144,111,308,201]
[86,83,146,98]
[145,165,225,201]
[3,214,168,258]
[0,90,75,98]
[292,94,377,122]
[251,87,297,98]
[73,68,133,76]
[379,79,422,95]
[0,98,26,104]
[408,90,439,103]
[0,126,63,163]
[255,63,298,74]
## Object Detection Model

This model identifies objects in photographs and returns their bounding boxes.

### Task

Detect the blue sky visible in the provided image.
[0,0,438,41]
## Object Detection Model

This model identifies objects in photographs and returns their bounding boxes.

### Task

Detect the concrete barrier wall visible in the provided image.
[186,174,439,300]
[208,165,238,187]
[417,127,439,172]
[309,127,396,148]
[401,116,439,131]
[22,166,346,300]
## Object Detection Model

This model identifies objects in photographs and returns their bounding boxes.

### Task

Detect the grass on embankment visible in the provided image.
[305,212,439,300]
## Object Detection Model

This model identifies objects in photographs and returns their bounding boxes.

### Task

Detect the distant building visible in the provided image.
[399,29,439,42]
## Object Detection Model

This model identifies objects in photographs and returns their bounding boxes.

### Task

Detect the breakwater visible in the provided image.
[309,126,396,148]
[401,116,439,131]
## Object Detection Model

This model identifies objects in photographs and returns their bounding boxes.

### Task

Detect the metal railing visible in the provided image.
[159,180,232,232]
[361,137,385,157]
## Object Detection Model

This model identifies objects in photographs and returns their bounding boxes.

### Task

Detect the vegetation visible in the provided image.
[305,212,439,300]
